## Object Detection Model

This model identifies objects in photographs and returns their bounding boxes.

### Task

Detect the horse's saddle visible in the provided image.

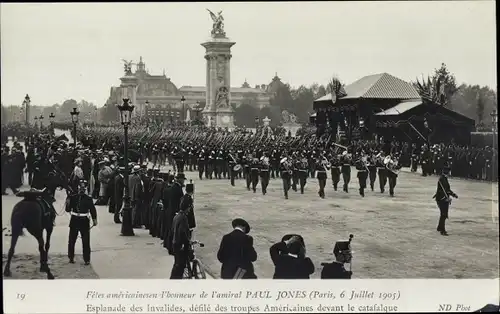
[17,190,55,217]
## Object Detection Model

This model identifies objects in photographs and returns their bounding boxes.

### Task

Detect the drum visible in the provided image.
[233,164,242,172]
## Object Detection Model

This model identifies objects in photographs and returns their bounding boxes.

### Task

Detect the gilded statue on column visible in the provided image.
[207,9,226,37]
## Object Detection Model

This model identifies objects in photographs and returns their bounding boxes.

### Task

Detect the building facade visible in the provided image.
[105,57,284,124]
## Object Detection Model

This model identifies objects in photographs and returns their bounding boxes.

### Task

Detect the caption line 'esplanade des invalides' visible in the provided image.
[105,56,286,119]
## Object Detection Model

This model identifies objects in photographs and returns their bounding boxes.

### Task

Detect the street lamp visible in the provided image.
[39,114,44,128]
[181,95,186,123]
[34,116,38,129]
[491,110,498,132]
[117,98,135,237]
[24,94,30,125]
[70,107,80,148]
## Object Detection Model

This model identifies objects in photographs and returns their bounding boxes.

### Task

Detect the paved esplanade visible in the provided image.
[2,133,212,279]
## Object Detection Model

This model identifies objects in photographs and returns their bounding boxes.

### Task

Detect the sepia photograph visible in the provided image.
[1,1,498,288]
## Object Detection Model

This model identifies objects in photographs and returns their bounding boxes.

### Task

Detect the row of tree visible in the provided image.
[1,63,497,130]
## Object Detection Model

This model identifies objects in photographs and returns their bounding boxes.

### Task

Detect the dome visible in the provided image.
[266,72,285,94]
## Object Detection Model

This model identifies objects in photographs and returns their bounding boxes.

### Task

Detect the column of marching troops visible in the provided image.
[0,126,490,277]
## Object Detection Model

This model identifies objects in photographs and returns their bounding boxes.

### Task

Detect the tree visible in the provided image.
[1,104,8,125]
[433,63,458,105]
[476,92,485,125]
[290,85,314,123]
[59,99,79,119]
[269,83,294,115]
[234,103,258,127]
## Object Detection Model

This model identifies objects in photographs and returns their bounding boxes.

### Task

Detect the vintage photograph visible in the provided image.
[1,2,497,282]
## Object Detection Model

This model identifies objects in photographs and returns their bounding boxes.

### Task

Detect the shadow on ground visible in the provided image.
[2,254,99,279]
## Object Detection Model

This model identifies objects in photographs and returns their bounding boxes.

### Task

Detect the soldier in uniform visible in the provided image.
[329,152,341,191]
[291,152,299,192]
[410,143,419,172]
[280,156,292,199]
[244,153,252,190]
[227,150,238,187]
[297,153,309,194]
[340,151,351,193]
[197,148,205,180]
[250,156,260,193]
[315,154,328,199]
[355,153,368,197]
[386,154,402,197]
[367,152,377,192]
[432,164,458,236]
[259,154,270,195]
[65,180,98,265]
[377,151,387,193]
[215,149,225,179]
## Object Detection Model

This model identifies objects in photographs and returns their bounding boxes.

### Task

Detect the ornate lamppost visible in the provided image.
[70,107,80,148]
[491,109,498,134]
[49,113,55,135]
[181,95,186,124]
[34,116,38,130]
[117,98,135,237]
[23,94,30,125]
[39,114,44,129]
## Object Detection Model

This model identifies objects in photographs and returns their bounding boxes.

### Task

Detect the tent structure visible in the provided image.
[312,73,474,144]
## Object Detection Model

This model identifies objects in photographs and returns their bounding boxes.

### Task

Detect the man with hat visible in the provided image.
[320,238,353,279]
[216,218,257,279]
[96,159,113,205]
[162,172,186,247]
[64,179,98,265]
[113,166,125,224]
[432,164,458,236]
[166,180,195,279]
[129,164,144,228]
[269,234,315,279]
[69,157,84,193]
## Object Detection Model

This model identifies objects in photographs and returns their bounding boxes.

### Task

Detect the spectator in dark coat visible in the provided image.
[269,234,315,279]
[217,218,257,279]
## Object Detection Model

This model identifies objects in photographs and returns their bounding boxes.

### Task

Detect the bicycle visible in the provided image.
[182,240,207,279]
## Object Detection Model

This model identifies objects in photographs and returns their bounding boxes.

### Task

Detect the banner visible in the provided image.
[3,279,499,313]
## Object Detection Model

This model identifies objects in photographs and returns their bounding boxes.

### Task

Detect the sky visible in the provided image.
[1,1,496,107]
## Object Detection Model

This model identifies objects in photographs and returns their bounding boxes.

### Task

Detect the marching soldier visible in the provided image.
[355,153,368,197]
[315,154,328,199]
[367,152,378,192]
[244,153,252,190]
[250,156,260,193]
[197,148,205,180]
[280,156,292,199]
[215,149,225,179]
[329,152,341,191]
[432,164,458,236]
[410,143,419,172]
[291,152,299,192]
[340,150,351,193]
[227,150,238,187]
[377,151,387,193]
[65,180,98,265]
[386,154,402,197]
[259,154,270,195]
[298,153,309,194]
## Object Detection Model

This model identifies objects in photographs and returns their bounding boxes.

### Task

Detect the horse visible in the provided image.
[3,165,70,280]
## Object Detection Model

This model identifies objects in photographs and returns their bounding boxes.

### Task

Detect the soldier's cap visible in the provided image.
[74,157,83,164]
[79,179,88,185]
[232,218,250,234]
